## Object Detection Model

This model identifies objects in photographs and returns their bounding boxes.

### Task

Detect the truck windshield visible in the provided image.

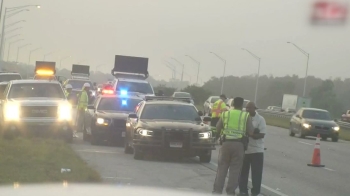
[0,74,21,82]
[97,97,142,112]
[116,81,153,94]
[67,80,93,90]
[8,83,65,99]
[141,104,200,121]
[302,110,332,121]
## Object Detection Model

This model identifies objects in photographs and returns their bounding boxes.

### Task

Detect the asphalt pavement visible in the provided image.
[71,125,350,196]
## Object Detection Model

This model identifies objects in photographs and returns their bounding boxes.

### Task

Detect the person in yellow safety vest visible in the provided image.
[64,84,74,104]
[76,83,90,133]
[211,94,228,129]
[212,97,254,195]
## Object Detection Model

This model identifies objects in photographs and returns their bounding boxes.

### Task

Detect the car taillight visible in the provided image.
[102,89,114,94]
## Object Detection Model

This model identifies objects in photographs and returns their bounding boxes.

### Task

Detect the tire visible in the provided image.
[199,150,212,163]
[124,139,134,154]
[332,136,339,142]
[90,134,99,145]
[289,124,295,137]
[321,136,328,141]
[133,148,144,160]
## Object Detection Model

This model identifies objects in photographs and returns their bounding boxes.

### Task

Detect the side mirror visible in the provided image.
[203,116,211,122]
[87,105,94,110]
[198,111,204,116]
[128,113,138,119]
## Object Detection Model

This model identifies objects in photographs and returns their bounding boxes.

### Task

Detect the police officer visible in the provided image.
[211,94,228,130]
[65,84,74,103]
[213,97,254,195]
[76,83,90,132]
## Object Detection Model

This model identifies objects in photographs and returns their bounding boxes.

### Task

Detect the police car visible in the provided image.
[0,80,73,142]
[110,55,155,98]
[83,93,143,145]
[124,96,215,162]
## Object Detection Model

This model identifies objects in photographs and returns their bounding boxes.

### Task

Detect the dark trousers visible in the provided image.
[211,117,219,127]
[239,153,264,195]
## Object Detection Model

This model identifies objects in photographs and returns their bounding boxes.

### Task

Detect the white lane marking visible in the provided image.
[209,162,289,196]
[298,141,313,146]
[76,150,120,154]
[324,167,335,172]
[102,176,133,180]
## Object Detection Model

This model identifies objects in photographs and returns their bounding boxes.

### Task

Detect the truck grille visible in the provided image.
[112,119,126,129]
[21,106,57,118]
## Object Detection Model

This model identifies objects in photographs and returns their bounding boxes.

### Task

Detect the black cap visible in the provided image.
[220,94,227,99]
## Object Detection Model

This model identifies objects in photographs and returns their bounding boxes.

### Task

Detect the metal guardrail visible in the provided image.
[257,109,350,129]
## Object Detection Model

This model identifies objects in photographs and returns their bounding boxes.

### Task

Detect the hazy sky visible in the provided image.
[3,0,350,83]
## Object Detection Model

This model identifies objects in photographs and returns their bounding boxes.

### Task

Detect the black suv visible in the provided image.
[124,96,215,162]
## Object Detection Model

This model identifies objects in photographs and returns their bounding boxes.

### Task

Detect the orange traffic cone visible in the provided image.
[307,134,325,167]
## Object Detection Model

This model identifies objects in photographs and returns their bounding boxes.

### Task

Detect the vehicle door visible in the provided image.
[85,97,99,134]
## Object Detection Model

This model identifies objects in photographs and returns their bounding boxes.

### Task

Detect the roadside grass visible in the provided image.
[260,114,350,141]
[0,137,101,184]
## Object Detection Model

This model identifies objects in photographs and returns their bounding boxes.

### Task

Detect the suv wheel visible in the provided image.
[133,148,144,160]
[199,150,212,163]
[289,124,295,137]
[332,136,339,142]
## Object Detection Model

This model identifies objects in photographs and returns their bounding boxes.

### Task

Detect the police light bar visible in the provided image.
[144,96,191,103]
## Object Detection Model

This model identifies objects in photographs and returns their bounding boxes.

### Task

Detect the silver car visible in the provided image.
[0,80,73,142]
[203,96,220,115]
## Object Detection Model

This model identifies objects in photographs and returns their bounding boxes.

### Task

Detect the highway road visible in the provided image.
[71,125,350,196]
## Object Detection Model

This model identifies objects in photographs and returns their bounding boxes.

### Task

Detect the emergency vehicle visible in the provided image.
[104,55,154,98]
[33,61,67,83]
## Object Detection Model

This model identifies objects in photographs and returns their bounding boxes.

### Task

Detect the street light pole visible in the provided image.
[28,47,41,64]
[287,42,310,97]
[171,57,184,82]
[185,55,200,85]
[16,43,31,62]
[7,39,23,61]
[210,52,226,94]
[242,48,261,104]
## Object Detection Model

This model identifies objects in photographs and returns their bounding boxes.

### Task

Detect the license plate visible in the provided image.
[170,142,183,148]
[122,132,126,137]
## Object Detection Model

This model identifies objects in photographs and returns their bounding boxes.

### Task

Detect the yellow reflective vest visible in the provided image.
[78,90,88,110]
[211,99,226,118]
[221,109,249,139]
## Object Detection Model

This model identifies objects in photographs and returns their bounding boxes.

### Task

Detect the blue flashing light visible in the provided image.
[120,90,127,96]
[122,100,127,105]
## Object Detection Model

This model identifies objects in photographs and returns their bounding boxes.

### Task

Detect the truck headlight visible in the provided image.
[4,102,20,121]
[96,118,110,125]
[58,103,72,121]
[333,126,340,131]
[138,129,153,136]
[302,123,311,129]
[199,131,211,139]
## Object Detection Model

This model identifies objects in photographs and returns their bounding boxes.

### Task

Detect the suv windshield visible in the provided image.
[211,97,219,103]
[174,92,191,98]
[116,81,153,94]
[8,83,65,99]
[0,74,21,82]
[141,104,200,121]
[302,110,332,121]
[97,97,142,112]
[67,80,93,90]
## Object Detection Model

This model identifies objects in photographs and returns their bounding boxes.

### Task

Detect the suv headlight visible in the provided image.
[4,102,20,121]
[199,131,212,139]
[333,126,340,131]
[302,123,311,129]
[138,129,153,136]
[96,117,110,125]
[58,103,72,121]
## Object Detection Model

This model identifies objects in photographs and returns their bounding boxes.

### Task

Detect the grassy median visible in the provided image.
[260,114,350,141]
[0,137,101,184]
